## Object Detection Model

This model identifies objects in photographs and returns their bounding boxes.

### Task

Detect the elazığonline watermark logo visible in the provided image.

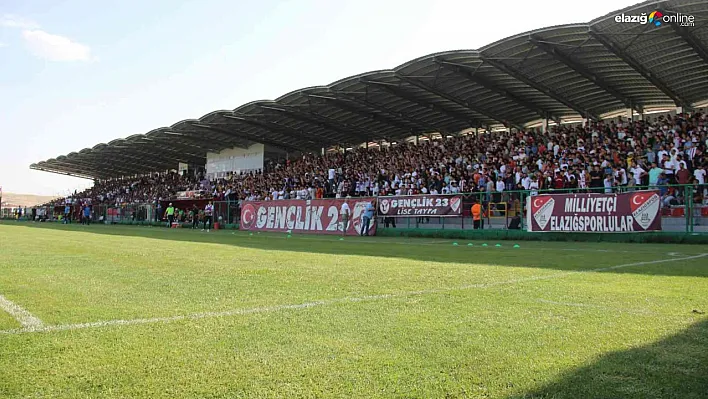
[615,10,694,27]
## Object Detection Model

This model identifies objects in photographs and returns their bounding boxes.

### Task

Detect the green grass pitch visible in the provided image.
[0,222,707,398]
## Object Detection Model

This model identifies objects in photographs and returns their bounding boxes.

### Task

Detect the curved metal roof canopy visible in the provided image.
[32,0,708,180]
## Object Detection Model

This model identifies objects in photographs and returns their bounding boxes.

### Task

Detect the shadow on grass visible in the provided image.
[510,319,708,399]
[2,221,707,278]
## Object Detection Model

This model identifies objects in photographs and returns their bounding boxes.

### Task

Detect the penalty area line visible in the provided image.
[1,253,705,335]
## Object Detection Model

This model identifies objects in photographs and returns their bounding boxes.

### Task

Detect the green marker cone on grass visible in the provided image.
[482,243,488,247]
[467,243,474,246]
[513,244,520,248]
[339,237,344,241]
[249,233,253,236]
[495,244,502,247]
[452,242,459,246]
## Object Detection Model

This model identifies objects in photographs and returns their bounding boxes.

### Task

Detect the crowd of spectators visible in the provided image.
[46,172,199,206]
[49,112,708,210]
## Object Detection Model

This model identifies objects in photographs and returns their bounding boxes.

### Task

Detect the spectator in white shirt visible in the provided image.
[694,164,706,185]
[521,174,531,190]
[629,163,646,186]
[657,147,668,163]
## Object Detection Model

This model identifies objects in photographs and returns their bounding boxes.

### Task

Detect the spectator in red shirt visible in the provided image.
[553,171,565,190]
[676,163,691,185]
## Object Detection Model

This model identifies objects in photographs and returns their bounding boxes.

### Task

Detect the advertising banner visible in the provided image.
[176,190,205,200]
[240,198,376,236]
[377,195,463,217]
[526,190,661,233]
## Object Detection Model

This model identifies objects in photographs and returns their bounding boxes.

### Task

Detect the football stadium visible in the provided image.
[2,0,708,397]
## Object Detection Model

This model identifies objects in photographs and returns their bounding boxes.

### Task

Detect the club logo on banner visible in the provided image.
[531,196,555,230]
[377,195,462,217]
[379,199,391,214]
[240,198,376,236]
[450,197,461,213]
[526,190,662,233]
[630,192,660,230]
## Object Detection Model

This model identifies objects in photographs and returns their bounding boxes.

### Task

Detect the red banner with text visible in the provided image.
[377,195,463,217]
[240,198,377,236]
[526,190,662,233]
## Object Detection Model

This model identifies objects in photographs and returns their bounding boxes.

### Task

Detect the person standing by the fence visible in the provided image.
[471,199,483,230]
[360,200,375,236]
[203,201,214,232]
[164,203,175,228]
[82,203,91,225]
[190,205,200,229]
[340,200,351,236]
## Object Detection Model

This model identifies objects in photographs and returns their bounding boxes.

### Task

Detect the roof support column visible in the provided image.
[542,118,549,134]
[627,107,634,123]
[676,106,683,115]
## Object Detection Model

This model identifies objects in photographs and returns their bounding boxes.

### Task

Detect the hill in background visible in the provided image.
[1,193,57,207]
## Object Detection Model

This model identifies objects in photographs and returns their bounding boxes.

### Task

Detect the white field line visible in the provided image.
[0,294,44,330]
[1,253,704,336]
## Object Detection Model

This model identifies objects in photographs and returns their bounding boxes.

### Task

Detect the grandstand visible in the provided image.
[22,0,708,238]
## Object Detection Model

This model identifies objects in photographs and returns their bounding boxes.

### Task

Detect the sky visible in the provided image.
[0,0,639,196]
